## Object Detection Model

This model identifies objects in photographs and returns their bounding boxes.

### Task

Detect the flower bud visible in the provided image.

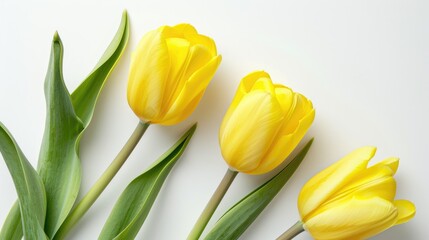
[219,71,315,174]
[127,24,221,125]
[298,147,416,240]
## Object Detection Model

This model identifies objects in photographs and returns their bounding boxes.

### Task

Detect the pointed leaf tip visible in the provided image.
[53,31,60,42]
[188,122,198,136]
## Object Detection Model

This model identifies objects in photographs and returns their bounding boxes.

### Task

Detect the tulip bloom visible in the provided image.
[297,147,416,240]
[219,71,315,174]
[127,24,221,125]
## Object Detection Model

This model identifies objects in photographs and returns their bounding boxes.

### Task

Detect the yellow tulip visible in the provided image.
[298,147,416,240]
[127,24,221,125]
[219,71,315,174]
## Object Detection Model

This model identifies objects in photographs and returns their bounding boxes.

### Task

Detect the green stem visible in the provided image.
[276,221,304,240]
[187,168,238,240]
[53,121,150,240]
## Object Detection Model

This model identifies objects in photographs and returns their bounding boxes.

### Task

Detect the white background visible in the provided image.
[1,0,428,239]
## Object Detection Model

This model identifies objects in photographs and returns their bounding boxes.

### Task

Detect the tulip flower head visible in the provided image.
[298,147,416,240]
[219,71,315,174]
[127,24,221,125]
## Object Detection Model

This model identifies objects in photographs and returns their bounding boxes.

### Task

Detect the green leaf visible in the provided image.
[0,11,129,239]
[0,123,48,240]
[36,32,84,238]
[99,124,197,240]
[204,139,314,240]
[71,10,129,127]
[0,202,22,240]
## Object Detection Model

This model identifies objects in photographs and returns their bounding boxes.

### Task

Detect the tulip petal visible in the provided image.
[298,147,376,220]
[248,106,315,175]
[159,37,191,118]
[160,92,205,126]
[182,44,216,82]
[327,162,397,204]
[127,30,170,120]
[273,86,295,114]
[247,88,315,175]
[370,157,399,175]
[173,23,198,35]
[220,71,271,134]
[241,71,271,93]
[173,23,217,57]
[220,91,284,172]
[186,34,217,56]
[250,77,276,94]
[161,55,221,125]
[282,93,314,134]
[304,197,397,240]
[394,200,416,225]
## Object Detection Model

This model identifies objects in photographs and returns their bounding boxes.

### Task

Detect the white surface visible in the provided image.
[0,0,428,239]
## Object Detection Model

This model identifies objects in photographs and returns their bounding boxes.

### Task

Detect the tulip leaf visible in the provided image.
[0,202,22,240]
[0,11,129,239]
[71,10,129,127]
[99,124,197,240]
[0,123,48,239]
[36,32,84,238]
[204,139,314,240]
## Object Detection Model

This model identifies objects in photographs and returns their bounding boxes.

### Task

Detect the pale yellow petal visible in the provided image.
[250,77,276,94]
[370,157,399,175]
[185,33,217,56]
[298,147,376,220]
[162,43,214,117]
[219,91,283,172]
[173,23,198,35]
[240,71,271,93]
[273,86,295,114]
[160,92,204,126]
[181,45,216,82]
[230,70,272,109]
[183,54,221,98]
[246,86,314,174]
[220,71,271,135]
[315,177,396,220]
[127,29,169,121]
[282,93,314,134]
[158,37,191,118]
[394,200,416,225]
[173,23,217,56]
[327,163,397,204]
[247,107,315,175]
[160,55,221,124]
[304,197,397,240]
[159,25,182,38]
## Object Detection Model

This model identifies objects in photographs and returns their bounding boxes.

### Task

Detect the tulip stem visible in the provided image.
[276,221,304,240]
[187,168,238,240]
[53,121,150,240]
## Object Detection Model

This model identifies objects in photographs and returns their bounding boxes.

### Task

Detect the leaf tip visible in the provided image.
[188,122,198,137]
[300,137,314,154]
[122,9,128,21]
[53,31,60,42]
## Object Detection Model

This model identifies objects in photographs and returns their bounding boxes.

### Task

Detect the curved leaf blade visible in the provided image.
[0,202,22,240]
[99,124,197,240]
[40,11,130,238]
[1,11,130,239]
[204,139,314,240]
[0,123,48,240]
[36,33,84,238]
[71,10,129,127]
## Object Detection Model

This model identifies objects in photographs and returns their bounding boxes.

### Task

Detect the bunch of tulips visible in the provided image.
[0,12,415,240]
